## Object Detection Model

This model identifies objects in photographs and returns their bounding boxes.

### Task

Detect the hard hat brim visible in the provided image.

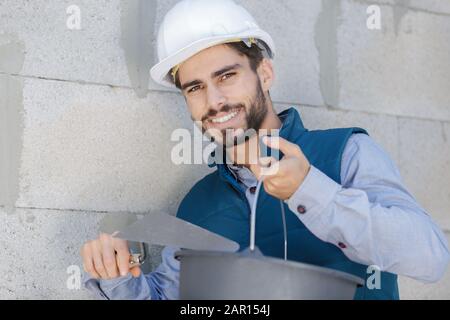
[150,29,275,89]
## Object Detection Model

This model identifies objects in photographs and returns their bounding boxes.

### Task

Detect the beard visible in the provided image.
[245,81,268,133]
[202,80,269,149]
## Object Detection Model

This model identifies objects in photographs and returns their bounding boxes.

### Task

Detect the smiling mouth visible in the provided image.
[209,107,242,124]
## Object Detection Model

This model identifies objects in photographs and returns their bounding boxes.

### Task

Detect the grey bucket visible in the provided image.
[176,249,364,300]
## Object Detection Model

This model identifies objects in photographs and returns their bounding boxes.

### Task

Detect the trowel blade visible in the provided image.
[115,211,239,253]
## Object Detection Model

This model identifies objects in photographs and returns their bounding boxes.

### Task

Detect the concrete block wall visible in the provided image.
[0,0,449,299]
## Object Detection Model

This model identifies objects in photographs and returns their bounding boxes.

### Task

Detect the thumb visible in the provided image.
[262,136,302,158]
[130,266,141,278]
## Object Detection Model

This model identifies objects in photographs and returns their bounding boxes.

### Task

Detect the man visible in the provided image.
[82,0,449,300]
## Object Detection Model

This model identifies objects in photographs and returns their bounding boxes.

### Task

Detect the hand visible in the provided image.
[250,136,311,200]
[80,233,141,280]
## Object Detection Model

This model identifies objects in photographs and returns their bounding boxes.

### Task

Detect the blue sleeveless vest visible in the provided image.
[176,107,399,300]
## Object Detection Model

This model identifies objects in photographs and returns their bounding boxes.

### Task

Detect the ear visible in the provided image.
[257,58,275,92]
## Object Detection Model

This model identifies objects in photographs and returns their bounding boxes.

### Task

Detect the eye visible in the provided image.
[220,73,235,81]
[188,85,201,93]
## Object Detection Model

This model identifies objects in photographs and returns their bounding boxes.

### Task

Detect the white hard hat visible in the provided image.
[150,0,276,88]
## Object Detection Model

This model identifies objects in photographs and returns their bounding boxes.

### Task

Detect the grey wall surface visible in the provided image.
[0,0,449,299]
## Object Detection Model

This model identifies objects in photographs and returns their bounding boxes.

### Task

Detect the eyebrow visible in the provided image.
[181,80,202,92]
[211,63,242,78]
[181,63,242,91]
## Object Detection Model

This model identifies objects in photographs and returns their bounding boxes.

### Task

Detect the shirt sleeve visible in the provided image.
[286,133,450,283]
[83,246,180,300]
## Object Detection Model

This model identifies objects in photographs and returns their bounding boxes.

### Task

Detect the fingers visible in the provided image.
[100,233,119,279]
[113,237,131,277]
[81,243,100,279]
[130,266,142,278]
[91,240,109,279]
[80,233,133,280]
[262,136,302,158]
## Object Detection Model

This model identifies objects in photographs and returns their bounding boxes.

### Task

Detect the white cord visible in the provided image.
[249,178,264,252]
[250,176,288,261]
[280,198,288,261]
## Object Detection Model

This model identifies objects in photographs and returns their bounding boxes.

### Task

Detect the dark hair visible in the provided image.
[173,41,265,89]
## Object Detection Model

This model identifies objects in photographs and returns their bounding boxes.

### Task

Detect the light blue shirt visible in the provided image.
[83,133,449,299]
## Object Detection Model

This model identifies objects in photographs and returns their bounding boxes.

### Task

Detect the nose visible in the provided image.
[206,84,226,114]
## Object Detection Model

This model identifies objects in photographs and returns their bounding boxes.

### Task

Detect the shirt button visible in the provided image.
[249,186,257,194]
[338,242,347,249]
[297,205,306,214]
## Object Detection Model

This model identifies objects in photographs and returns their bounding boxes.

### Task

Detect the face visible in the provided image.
[177,44,272,148]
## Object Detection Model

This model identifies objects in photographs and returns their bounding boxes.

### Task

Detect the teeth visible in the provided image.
[211,110,239,124]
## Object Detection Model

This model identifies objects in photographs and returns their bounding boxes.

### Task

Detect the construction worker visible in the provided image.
[81,0,449,299]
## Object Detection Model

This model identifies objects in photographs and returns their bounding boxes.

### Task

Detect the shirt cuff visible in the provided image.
[285,165,341,225]
[83,272,151,300]
[82,273,110,300]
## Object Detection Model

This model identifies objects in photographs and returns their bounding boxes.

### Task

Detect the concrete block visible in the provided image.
[408,0,450,15]
[0,1,126,85]
[367,0,450,15]
[398,117,450,231]
[17,77,212,213]
[0,0,175,96]
[337,0,450,121]
[0,74,24,210]
[0,208,103,299]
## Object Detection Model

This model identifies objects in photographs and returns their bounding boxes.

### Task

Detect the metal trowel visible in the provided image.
[114,211,240,254]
